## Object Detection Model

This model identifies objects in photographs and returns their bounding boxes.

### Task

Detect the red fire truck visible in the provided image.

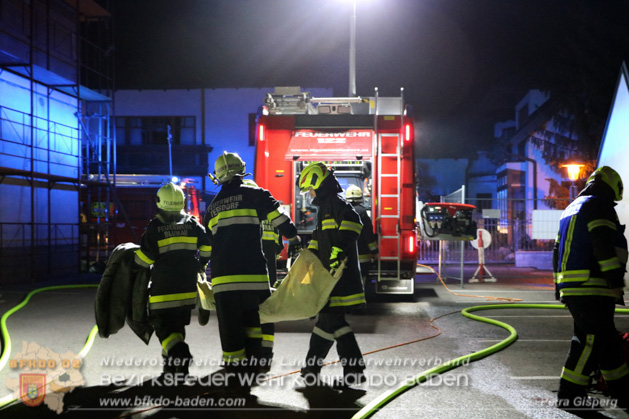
[84,175,203,246]
[254,87,417,294]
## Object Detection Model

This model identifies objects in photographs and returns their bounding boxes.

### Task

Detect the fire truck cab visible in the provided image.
[254,87,417,295]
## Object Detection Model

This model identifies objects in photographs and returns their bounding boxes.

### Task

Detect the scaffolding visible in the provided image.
[0,0,114,283]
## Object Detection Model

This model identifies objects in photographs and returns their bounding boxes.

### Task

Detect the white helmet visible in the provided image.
[156,183,185,212]
[345,185,363,202]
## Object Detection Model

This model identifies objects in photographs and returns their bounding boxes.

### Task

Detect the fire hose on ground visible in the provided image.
[1,282,628,417]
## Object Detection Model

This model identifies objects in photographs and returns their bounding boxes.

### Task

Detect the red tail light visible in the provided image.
[404,122,412,143]
[405,233,416,255]
[258,124,266,142]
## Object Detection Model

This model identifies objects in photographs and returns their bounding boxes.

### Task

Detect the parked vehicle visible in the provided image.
[253,87,417,294]
[83,175,202,247]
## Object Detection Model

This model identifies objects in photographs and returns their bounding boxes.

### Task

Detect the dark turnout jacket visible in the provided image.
[135,214,211,310]
[203,179,297,294]
[553,182,627,300]
[307,184,366,310]
[95,242,153,344]
[352,202,378,264]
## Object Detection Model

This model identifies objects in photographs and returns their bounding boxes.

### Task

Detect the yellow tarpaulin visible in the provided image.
[197,273,216,310]
[259,249,345,323]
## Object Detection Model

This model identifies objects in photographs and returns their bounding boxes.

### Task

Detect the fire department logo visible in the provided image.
[6,341,85,414]
[20,374,46,407]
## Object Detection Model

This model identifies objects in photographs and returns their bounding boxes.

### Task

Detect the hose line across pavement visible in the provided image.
[352,303,629,419]
[0,284,99,408]
[2,284,629,418]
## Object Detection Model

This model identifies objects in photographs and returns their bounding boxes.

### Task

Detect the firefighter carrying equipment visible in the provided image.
[204,179,297,295]
[210,151,251,185]
[298,162,330,194]
[203,175,299,367]
[156,182,185,212]
[94,242,153,344]
[259,249,346,323]
[306,175,364,310]
[135,213,212,311]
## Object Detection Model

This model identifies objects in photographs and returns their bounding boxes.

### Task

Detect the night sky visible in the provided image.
[113,0,629,157]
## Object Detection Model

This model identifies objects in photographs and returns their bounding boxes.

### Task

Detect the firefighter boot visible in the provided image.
[333,332,366,389]
[557,379,597,413]
[258,348,273,373]
[300,333,334,386]
[168,341,193,383]
[151,352,179,387]
[606,375,629,411]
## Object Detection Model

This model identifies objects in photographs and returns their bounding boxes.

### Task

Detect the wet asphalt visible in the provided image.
[1,267,628,418]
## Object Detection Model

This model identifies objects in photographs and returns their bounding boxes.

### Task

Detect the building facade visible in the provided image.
[0,0,114,283]
[113,87,333,202]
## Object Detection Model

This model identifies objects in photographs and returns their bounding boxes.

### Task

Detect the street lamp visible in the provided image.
[342,0,370,97]
[349,0,357,97]
[562,163,584,200]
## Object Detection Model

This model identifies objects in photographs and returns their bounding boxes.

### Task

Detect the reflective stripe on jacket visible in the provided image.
[135,214,211,310]
[310,191,365,310]
[553,194,627,299]
[204,180,297,294]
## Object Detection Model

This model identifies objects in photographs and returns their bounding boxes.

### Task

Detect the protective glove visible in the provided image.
[611,287,625,305]
[329,246,345,270]
[288,236,302,258]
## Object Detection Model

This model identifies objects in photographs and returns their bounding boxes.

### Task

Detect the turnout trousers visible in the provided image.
[302,311,365,374]
[559,296,629,400]
[149,306,193,373]
[214,291,266,369]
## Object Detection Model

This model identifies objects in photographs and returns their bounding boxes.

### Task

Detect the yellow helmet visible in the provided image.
[213,152,246,184]
[156,183,185,212]
[345,185,363,202]
[298,162,330,194]
[586,166,623,201]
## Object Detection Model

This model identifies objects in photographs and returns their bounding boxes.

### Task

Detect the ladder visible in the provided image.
[376,130,402,282]
[373,88,414,294]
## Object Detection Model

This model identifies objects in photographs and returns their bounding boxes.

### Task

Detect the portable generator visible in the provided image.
[419,202,477,241]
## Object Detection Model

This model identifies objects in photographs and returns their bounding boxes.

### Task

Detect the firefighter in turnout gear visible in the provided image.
[553,166,629,411]
[205,152,299,377]
[298,162,367,387]
[134,182,212,381]
[242,180,286,286]
[241,178,290,371]
[345,185,378,292]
